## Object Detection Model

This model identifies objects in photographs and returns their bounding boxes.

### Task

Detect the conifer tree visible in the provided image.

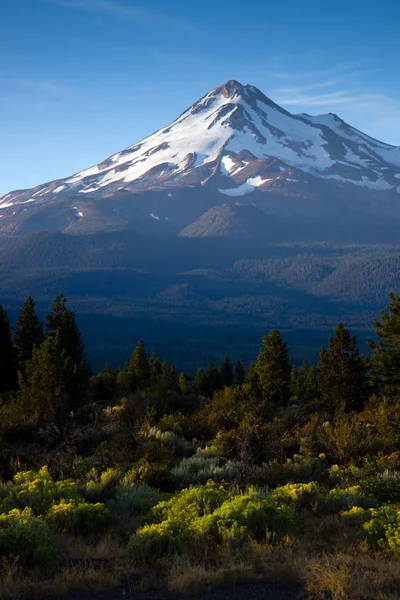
[194,368,206,395]
[0,305,17,394]
[149,352,162,382]
[235,360,246,385]
[297,360,318,405]
[178,372,189,394]
[317,323,368,412]
[368,293,400,397]
[14,296,44,370]
[46,294,88,367]
[255,330,291,404]
[161,359,177,382]
[45,294,91,406]
[220,353,234,387]
[17,334,76,427]
[125,340,149,385]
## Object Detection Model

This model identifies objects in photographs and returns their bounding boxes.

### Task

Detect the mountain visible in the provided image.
[1,79,400,239]
[179,203,271,239]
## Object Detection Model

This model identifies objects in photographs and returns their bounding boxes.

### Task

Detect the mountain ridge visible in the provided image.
[1,79,399,239]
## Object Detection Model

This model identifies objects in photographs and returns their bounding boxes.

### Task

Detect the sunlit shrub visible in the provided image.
[172,456,237,487]
[127,521,185,564]
[0,508,57,574]
[0,467,80,515]
[152,482,228,524]
[46,500,110,535]
[362,506,400,554]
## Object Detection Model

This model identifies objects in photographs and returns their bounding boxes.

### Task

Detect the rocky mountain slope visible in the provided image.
[1,80,399,239]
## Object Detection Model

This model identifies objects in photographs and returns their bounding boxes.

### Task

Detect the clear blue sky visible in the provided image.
[1,0,399,196]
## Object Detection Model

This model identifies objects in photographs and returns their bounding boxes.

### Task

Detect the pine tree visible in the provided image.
[46,294,88,366]
[14,296,44,371]
[125,340,149,385]
[45,294,91,407]
[149,352,162,382]
[368,293,400,397]
[17,334,76,427]
[0,305,17,394]
[235,360,246,385]
[161,359,177,383]
[194,368,206,395]
[220,353,234,388]
[255,330,291,404]
[298,360,318,405]
[178,372,189,394]
[317,323,368,412]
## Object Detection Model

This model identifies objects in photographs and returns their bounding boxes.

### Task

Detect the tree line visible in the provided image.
[1,292,400,433]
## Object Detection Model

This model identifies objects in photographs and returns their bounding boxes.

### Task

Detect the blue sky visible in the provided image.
[1,0,399,196]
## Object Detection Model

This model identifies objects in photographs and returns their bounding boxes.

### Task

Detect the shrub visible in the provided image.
[0,508,58,574]
[125,458,176,492]
[127,521,185,564]
[46,500,110,535]
[360,471,400,503]
[271,482,321,508]
[0,467,80,515]
[172,456,237,487]
[322,485,376,514]
[144,428,198,458]
[362,506,400,554]
[152,483,228,524]
[107,485,167,516]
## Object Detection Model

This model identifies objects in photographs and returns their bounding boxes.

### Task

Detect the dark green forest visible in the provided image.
[1,292,400,598]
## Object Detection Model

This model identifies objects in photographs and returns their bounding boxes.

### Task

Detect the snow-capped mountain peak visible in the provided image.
[1,79,399,234]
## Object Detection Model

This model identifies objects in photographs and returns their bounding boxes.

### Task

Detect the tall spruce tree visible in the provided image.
[255,330,291,404]
[17,334,76,427]
[317,323,368,412]
[125,340,149,385]
[14,296,44,371]
[0,305,17,394]
[220,353,234,388]
[45,294,91,406]
[368,293,400,398]
[46,294,87,366]
[194,368,206,395]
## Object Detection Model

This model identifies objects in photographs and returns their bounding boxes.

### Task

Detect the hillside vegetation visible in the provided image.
[1,293,400,598]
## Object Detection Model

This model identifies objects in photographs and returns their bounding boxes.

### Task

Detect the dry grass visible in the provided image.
[59,532,125,561]
[302,552,400,600]
[0,562,119,599]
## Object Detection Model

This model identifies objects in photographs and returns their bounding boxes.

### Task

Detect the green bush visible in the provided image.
[152,482,228,524]
[125,458,176,492]
[322,485,376,514]
[46,500,110,535]
[0,467,81,515]
[271,482,321,508]
[127,520,185,564]
[172,456,237,487]
[107,485,168,516]
[0,508,58,574]
[362,506,400,554]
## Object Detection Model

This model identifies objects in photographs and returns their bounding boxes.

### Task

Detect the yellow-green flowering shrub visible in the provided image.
[46,500,110,535]
[0,508,58,574]
[362,506,400,554]
[152,482,228,524]
[128,484,296,564]
[127,521,185,564]
[271,482,321,508]
[322,485,376,514]
[1,467,80,515]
